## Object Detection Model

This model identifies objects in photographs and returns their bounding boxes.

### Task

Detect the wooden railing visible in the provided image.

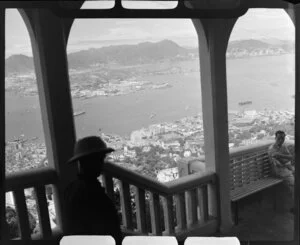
[7,140,292,241]
[102,162,218,240]
[229,140,293,190]
[5,167,60,240]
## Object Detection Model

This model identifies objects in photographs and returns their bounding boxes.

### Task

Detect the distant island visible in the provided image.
[4,39,295,99]
[5,39,295,74]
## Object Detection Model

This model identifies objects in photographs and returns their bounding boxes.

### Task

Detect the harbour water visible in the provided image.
[5,54,295,142]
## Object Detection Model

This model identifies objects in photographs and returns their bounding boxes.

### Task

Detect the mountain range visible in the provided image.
[5,39,295,74]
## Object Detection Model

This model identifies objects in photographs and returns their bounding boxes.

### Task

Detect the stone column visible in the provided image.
[192,18,237,233]
[22,9,77,234]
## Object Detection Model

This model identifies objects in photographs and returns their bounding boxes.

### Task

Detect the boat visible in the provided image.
[238,101,252,106]
[73,111,86,117]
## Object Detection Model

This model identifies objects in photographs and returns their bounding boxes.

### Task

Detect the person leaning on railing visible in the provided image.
[64,136,123,245]
[268,130,295,203]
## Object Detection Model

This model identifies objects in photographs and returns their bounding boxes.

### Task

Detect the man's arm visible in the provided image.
[271,158,284,167]
[269,147,292,167]
[272,152,293,161]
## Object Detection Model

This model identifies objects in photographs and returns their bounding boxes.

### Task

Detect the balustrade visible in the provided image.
[5,168,59,240]
[102,162,218,238]
[5,141,286,241]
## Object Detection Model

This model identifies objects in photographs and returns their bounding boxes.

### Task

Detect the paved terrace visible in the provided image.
[227,187,294,241]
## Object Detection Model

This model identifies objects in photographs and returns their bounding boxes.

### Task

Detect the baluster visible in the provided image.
[102,173,115,203]
[13,190,31,240]
[207,183,217,217]
[185,189,197,227]
[119,180,133,230]
[174,192,186,233]
[162,195,174,235]
[237,158,243,187]
[134,187,147,233]
[149,192,162,235]
[34,186,52,239]
[198,186,209,223]
[254,155,259,178]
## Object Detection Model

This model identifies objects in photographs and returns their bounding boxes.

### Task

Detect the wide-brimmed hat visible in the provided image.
[67,136,114,164]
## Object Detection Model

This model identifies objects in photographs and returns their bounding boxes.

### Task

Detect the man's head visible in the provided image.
[67,136,114,178]
[78,152,107,178]
[275,130,286,147]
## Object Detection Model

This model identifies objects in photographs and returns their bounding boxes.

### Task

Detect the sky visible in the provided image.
[5,1,295,57]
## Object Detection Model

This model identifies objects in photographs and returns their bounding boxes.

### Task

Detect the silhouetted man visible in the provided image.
[268,130,294,200]
[64,136,122,244]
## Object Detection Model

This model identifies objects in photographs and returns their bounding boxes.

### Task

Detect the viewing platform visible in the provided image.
[2,1,299,245]
[5,141,294,243]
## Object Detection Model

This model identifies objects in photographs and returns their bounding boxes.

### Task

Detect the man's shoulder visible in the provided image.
[268,143,276,151]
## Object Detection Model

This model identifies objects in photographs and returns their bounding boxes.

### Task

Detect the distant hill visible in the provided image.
[6,54,34,74]
[5,39,295,74]
[67,39,191,68]
[228,39,271,50]
[227,39,294,58]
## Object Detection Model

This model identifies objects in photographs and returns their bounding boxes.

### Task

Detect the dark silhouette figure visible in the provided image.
[64,136,122,244]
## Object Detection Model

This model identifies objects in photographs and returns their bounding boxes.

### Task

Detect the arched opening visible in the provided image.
[5,10,49,172]
[67,1,206,231]
[5,9,56,239]
[227,8,295,241]
[67,2,204,181]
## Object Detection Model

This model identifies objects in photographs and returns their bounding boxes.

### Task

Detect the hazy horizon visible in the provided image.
[4,37,296,59]
[5,6,294,57]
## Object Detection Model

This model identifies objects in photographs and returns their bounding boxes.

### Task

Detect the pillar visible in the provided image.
[286,4,300,243]
[193,18,238,233]
[21,9,77,234]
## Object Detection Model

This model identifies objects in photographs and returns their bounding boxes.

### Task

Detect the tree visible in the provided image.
[6,206,19,239]
[6,206,37,239]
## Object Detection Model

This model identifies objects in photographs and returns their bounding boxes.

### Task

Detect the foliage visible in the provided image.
[6,206,37,239]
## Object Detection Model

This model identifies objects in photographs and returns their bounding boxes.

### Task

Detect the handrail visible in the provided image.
[5,167,59,241]
[229,140,294,158]
[6,168,58,192]
[103,159,218,238]
[229,140,273,158]
[164,171,216,193]
[6,140,292,240]
[103,161,216,196]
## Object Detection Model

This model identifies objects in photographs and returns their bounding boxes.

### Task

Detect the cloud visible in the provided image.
[108,26,152,39]
[5,8,296,56]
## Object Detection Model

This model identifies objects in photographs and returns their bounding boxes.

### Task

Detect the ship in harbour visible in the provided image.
[238,101,252,106]
[73,111,86,117]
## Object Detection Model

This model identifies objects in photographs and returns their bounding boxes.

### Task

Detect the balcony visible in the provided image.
[5,141,294,242]
[2,2,299,244]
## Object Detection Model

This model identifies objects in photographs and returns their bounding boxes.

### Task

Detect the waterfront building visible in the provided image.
[244,110,258,119]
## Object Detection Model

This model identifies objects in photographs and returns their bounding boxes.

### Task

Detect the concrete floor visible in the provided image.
[226,187,294,241]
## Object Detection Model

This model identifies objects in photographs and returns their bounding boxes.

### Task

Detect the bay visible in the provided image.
[5,54,295,142]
